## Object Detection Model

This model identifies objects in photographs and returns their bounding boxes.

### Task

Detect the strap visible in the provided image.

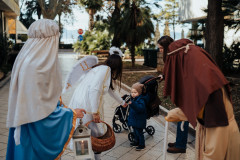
[167,43,195,55]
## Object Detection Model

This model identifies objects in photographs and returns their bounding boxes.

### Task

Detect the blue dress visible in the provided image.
[6,102,76,160]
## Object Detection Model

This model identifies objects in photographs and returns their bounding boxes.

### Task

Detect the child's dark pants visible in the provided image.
[133,127,145,146]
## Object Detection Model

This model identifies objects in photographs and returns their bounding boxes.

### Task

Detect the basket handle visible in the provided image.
[85,120,112,129]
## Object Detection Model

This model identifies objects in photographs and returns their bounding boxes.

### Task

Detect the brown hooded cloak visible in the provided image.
[163,39,230,128]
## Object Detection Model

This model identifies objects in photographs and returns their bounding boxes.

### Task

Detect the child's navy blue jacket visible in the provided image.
[128,94,149,129]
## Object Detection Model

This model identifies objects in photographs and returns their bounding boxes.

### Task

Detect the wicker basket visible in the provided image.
[85,120,116,152]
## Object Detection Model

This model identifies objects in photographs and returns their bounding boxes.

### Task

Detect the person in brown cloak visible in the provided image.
[157,36,240,160]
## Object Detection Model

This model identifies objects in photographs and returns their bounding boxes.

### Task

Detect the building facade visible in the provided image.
[178,0,240,47]
[0,0,20,36]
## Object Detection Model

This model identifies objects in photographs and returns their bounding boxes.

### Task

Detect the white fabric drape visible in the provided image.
[7,19,62,128]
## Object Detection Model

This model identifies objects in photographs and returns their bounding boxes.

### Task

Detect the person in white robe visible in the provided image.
[6,19,86,160]
[69,47,126,159]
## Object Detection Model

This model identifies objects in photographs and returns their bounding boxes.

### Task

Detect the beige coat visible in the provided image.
[195,88,240,160]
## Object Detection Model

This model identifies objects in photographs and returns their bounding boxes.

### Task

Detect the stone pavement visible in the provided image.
[0,79,9,159]
[0,53,195,160]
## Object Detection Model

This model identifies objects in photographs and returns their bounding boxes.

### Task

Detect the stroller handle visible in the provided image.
[144,76,163,84]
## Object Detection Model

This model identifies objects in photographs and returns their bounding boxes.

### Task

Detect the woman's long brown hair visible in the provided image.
[157,36,174,62]
[92,53,123,90]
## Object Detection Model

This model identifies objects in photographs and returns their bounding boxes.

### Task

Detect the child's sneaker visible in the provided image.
[130,142,139,147]
[136,145,145,151]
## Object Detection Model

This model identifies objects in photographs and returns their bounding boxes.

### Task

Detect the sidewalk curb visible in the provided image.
[0,72,11,89]
[121,82,131,93]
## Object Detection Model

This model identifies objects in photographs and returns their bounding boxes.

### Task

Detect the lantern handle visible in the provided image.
[79,118,83,126]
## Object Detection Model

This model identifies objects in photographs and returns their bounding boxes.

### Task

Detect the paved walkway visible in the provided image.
[0,52,195,160]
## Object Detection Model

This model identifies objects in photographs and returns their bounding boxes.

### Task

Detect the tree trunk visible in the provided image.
[58,13,62,44]
[112,34,121,48]
[130,44,135,68]
[89,9,95,31]
[37,6,41,19]
[37,0,63,20]
[205,0,224,69]
[173,21,175,40]
[173,1,176,40]
[111,0,121,47]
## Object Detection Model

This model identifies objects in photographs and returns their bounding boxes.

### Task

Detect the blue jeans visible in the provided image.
[175,121,189,149]
[133,127,145,146]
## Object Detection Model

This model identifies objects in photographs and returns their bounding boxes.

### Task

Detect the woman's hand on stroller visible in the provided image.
[158,74,164,81]
[93,113,100,123]
[122,101,131,108]
[122,103,128,108]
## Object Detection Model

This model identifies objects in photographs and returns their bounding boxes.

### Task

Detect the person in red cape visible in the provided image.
[157,36,240,160]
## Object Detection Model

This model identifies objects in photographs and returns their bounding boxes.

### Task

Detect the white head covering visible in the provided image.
[6,19,62,128]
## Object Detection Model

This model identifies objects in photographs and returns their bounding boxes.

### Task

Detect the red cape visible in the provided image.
[163,39,229,127]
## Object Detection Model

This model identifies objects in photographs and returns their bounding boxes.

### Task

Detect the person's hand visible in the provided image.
[93,113,100,123]
[158,74,164,81]
[75,109,86,118]
[122,101,131,108]
[122,103,128,108]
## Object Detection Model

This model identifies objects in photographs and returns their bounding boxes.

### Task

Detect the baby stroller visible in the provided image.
[112,75,162,142]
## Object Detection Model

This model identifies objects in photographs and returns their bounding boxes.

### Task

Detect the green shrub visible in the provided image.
[18,34,28,42]
[73,29,111,55]
[222,42,240,74]
[0,33,12,70]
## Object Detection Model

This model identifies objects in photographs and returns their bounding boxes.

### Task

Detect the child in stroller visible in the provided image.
[112,75,161,142]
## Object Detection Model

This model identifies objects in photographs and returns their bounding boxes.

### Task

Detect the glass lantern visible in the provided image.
[72,119,93,160]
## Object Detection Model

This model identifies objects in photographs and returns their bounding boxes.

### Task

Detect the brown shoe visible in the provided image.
[167,147,186,153]
[168,142,175,147]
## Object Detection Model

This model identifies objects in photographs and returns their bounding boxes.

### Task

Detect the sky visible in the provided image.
[60,1,191,44]
[20,0,191,44]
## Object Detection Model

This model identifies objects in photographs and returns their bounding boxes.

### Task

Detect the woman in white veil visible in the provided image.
[6,19,85,160]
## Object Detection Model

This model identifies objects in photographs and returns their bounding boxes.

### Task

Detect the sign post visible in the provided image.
[78,29,83,35]
[76,29,84,59]
[78,29,84,42]
[78,35,83,41]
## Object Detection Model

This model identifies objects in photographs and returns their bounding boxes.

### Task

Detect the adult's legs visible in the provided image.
[175,121,189,149]
[167,121,189,153]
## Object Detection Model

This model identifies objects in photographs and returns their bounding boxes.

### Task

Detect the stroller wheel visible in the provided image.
[122,123,128,130]
[146,125,155,135]
[128,132,135,142]
[113,124,122,133]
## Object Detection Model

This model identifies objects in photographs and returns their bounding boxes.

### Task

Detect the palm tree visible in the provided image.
[26,0,42,19]
[38,0,64,19]
[109,0,122,47]
[78,0,103,31]
[19,0,41,28]
[121,0,154,67]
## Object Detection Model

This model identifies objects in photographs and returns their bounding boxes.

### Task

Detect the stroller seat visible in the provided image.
[112,94,156,142]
